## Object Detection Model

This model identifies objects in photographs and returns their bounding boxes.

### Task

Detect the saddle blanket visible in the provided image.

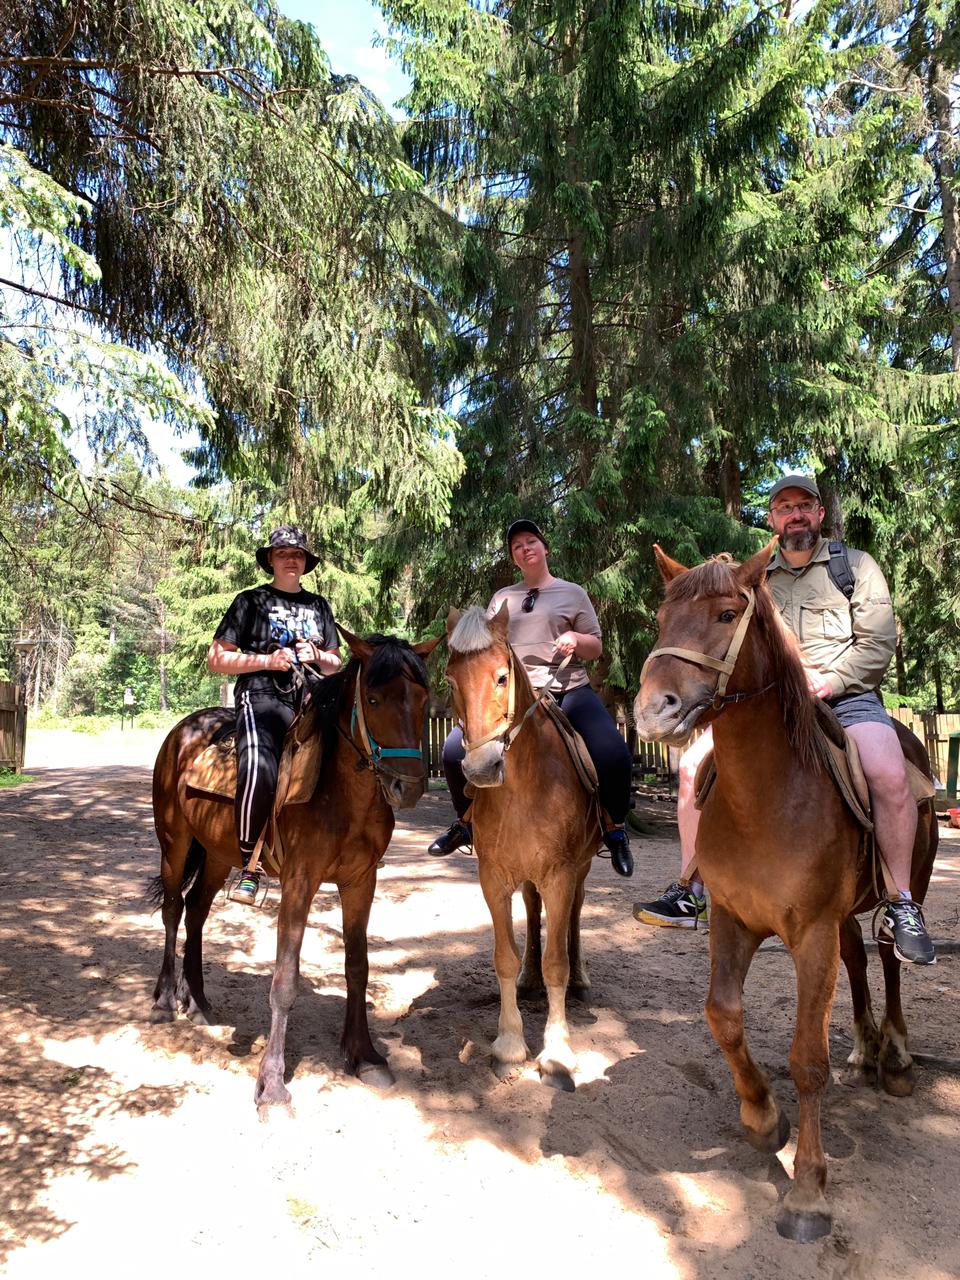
[182,699,323,810]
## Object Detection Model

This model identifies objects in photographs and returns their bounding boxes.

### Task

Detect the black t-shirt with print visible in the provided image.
[214,585,338,699]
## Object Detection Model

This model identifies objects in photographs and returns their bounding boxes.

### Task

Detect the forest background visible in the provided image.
[1,0,958,727]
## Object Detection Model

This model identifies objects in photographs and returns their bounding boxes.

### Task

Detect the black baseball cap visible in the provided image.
[768,475,821,505]
[506,519,548,548]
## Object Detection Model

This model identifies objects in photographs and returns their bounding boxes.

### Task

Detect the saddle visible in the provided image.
[693,701,935,831]
[183,697,324,811]
[540,697,600,796]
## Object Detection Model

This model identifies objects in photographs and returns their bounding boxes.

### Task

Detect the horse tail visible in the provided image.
[143,839,207,912]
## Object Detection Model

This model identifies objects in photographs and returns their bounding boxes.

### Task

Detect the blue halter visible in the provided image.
[351,706,423,764]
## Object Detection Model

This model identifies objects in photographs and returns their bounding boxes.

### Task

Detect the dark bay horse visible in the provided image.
[150,628,439,1110]
[633,542,937,1242]
[445,604,600,1091]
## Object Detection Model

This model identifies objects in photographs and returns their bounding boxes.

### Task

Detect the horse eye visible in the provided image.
[719,609,737,624]
[497,673,508,687]
[366,695,379,706]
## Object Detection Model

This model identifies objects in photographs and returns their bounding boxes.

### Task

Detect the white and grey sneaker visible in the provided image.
[877,897,936,965]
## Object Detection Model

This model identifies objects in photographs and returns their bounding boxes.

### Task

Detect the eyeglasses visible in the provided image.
[521,588,540,613]
[770,500,820,515]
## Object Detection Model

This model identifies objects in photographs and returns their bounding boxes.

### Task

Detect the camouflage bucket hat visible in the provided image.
[256,525,319,574]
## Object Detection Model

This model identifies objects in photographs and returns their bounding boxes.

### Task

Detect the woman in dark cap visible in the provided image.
[429,518,634,876]
[207,526,341,903]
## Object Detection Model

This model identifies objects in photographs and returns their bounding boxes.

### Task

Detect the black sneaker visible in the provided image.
[878,897,936,965]
[602,827,633,877]
[427,820,473,856]
[633,881,707,929]
[231,869,262,906]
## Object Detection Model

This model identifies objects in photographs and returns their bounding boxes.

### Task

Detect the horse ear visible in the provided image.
[736,537,778,589]
[446,607,461,637]
[653,543,689,582]
[336,622,373,658]
[412,633,443,657]
[488,600,510,637]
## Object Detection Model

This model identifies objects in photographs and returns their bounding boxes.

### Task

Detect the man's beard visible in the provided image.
[781,525,819,552]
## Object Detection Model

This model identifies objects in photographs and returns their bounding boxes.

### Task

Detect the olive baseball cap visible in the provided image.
[768,475,821,506]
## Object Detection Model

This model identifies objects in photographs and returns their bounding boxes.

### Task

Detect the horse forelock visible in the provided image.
[364,634,429,689]
[449,607,496,655]
[665,554,824,771]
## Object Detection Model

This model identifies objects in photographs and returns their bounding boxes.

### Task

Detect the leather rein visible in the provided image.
[640,586,775,710]
[460,651,573,754]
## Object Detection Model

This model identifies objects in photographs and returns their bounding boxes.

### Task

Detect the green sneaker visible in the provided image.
[633,881,708,929]
[231,869,262,906]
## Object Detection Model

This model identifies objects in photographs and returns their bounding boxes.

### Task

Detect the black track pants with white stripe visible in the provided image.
[234,689,297,865]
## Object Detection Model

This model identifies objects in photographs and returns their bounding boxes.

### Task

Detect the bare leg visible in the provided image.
[839,914,880,1084]
[705,905,787,1151]
[478,862,528,1075]
[339,867,394,1088]
[537,874,577,1091]
[516,881,545,995]
[679,728,713,881]
[877,937,915,1096]
[847,722,917,893]
[255,857,322,1111]
[776,922,841,1242]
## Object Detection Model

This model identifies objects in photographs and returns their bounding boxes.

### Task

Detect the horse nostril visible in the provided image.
[659,691,681,715]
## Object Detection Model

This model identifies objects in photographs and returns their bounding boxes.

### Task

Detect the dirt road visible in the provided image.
[2,730,959,1277]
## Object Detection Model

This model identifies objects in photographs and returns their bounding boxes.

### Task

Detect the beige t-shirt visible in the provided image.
[486,578,602,692]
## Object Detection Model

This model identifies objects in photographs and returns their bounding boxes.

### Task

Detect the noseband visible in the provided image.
[640,587,775,710]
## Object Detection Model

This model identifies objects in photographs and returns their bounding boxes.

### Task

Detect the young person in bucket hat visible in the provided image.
[633,476,935,965]
[207,525,341,904]
[428,517,635,876]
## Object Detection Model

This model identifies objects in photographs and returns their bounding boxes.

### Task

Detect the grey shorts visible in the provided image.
[826,690,892,729]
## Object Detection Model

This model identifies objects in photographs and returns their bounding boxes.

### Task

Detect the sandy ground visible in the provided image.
[2,726,960,1278]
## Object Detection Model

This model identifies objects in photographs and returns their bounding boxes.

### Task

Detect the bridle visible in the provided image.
[458,650,572,753]
[640,586,775,710]
[344,659,426,783]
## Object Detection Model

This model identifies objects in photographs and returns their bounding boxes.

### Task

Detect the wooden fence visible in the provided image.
[887,709,960,792]
[0,681,27,773]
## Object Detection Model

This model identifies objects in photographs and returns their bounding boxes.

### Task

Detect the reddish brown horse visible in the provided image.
[445,605,599,1091]
[634,542,937,1242]
[149,629,439,1110]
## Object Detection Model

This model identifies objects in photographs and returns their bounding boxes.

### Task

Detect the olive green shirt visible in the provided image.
[766,538,897,698]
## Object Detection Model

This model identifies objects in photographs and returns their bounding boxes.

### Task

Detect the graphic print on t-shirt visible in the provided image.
[214,585,338,698]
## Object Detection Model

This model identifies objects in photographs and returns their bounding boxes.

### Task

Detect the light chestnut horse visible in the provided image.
[149,629,439,1111]
[445,604,600,1091]
[634,542,937,1242]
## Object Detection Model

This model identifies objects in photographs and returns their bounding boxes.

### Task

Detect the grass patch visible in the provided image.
[0,771,35,788]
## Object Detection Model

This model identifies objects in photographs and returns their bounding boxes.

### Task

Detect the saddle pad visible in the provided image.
[183,699,323,808]
[540,698,599,795]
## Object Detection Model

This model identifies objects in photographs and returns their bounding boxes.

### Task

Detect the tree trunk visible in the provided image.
[929,60,960,373]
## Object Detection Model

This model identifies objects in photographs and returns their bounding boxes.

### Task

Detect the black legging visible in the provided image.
[234,688,298,861]
[442,683,632,826]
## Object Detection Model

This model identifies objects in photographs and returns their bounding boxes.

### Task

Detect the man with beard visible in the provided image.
[632,475,935,964]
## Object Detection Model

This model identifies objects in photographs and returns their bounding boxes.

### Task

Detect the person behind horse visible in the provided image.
[428,518,635,877]
[207,525,341,905]
[633,475,935,965]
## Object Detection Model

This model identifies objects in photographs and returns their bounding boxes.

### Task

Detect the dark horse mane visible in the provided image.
[310,633,429,728]
[665,554,824,772]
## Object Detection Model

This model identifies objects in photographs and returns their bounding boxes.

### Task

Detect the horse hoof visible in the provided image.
[257,1100,295,1123]
[538,1060,576,1092]
[775,1204,832,1242]
[357,1062,396,1091]
[840,1061,877,1089]
[567,983,591,1003]
[879,1062,915,1097]
[187,1005,214,1026]
[745,1107,790,1154]
[492,1058,523,1082]
[150,1005,177,1024]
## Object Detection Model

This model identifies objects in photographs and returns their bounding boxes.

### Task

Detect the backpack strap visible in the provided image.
[827,541,855,600]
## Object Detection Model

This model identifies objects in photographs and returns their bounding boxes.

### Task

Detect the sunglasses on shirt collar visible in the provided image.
[521,588,539,613]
